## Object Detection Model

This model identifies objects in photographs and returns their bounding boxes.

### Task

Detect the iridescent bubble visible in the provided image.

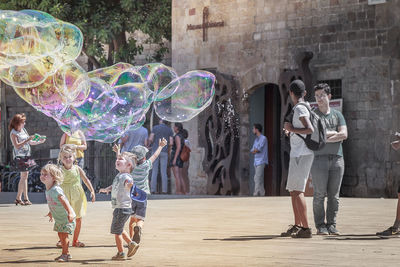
[0,10,216,143]
[154,71,216,122]
[139,63,179,98]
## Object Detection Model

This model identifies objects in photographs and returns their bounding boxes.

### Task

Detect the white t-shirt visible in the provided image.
[10,128,31,158]
[111,173,133,209]
[290,102,313,158]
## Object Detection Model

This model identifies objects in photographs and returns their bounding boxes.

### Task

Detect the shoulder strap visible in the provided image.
[293,103,312,141]
[295,102,312,112]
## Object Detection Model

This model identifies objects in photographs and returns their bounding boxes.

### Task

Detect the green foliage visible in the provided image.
[0,0,171,68]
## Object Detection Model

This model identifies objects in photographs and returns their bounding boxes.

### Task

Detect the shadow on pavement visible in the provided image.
[0,259,107,264]
[324,234,390,241]
[3,245,115,251]
[204,234,281,241]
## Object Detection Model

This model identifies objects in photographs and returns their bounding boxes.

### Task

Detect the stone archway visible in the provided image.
[247,83,281,196]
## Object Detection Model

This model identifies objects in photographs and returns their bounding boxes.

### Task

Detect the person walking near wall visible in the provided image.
[250,123,268,196]
[281,80,314,238]
[311,83,347,236]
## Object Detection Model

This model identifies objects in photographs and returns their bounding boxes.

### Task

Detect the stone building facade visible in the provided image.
[172,0,400,197]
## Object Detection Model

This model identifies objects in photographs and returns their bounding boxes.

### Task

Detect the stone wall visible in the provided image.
[172,0,400,197]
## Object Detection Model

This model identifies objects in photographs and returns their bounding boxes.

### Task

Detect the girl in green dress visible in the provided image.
[41,164,75,262]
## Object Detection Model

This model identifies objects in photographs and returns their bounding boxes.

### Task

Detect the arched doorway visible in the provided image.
[248,83,281,196]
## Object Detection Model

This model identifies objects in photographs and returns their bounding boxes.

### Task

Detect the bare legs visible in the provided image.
[58,232,70,255]
[129,217,144,239]
[393,193,400,228]
[172,166,186,194]
[73,217,82,245]
[396,193,400,221]
[16,171,29,202]
[182,161,190,193]
[115,231,132,253]
[290,190,309,228]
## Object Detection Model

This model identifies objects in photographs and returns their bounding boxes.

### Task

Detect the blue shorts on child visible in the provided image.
[131,199,147,220]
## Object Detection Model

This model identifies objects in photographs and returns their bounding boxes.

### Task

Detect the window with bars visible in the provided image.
[317,79,342,99]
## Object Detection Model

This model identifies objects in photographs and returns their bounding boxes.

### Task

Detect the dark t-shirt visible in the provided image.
[315,108,346,157]
[151,124,174,153]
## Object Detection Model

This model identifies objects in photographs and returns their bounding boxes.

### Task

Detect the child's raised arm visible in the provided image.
[78,167,96,202]
[112,143,120,157]
[149,138,167,163]
[58,195,75,223]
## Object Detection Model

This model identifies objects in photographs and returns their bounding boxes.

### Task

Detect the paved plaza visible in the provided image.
[0,196,399,266]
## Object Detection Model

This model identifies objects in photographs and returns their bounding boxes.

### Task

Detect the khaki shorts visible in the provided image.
[286,154,314,192]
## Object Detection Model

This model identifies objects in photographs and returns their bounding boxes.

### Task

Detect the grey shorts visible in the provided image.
[110,208,131,235]
[286,154,314,192]
[131,200,147,220]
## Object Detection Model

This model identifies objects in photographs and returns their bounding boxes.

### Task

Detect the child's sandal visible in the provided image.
[56,240,62,248]
[73,241,85,247]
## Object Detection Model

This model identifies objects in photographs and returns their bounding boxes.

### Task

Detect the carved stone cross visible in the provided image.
[187,7,224,42]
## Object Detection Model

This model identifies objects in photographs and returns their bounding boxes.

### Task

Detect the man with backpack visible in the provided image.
[311,83,347,236]
[250,123,268,196]
[281,80,315,238]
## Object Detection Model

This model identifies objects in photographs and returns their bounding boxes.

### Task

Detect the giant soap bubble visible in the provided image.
[0,10,215,142]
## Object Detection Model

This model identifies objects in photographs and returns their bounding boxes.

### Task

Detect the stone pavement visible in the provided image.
[0,196,399,266]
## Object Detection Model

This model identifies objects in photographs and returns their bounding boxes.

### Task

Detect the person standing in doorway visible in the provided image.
[119,126,149,153]
[148,120,174,194]
[281,80,314,238]
[311,83,347,236]
[250,123,268,196]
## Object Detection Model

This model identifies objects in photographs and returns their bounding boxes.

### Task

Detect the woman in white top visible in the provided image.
[9,113,46,205]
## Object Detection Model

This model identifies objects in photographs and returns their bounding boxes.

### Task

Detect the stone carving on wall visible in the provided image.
[278,51,315,194]
[199,72,241,195]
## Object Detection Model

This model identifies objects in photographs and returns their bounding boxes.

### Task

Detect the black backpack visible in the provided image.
[293,102,327,151]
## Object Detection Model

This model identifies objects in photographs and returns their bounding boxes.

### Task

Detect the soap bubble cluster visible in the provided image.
[0,10,215,142]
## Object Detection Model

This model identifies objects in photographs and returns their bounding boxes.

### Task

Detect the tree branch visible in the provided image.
[82,48,101,69]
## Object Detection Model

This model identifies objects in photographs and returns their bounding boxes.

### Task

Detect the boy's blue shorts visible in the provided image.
[131,199,147,220]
